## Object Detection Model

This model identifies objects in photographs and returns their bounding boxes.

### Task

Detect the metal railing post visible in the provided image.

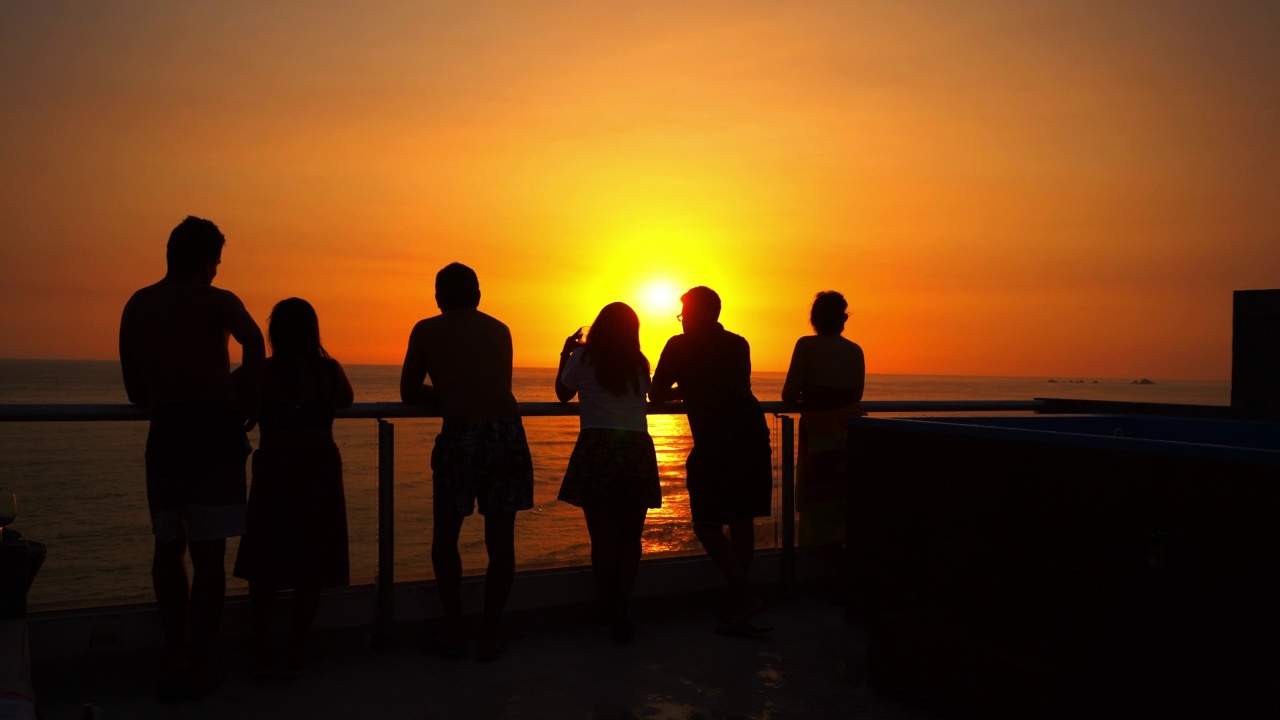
[779,414,796,600]
[373,419,395,648]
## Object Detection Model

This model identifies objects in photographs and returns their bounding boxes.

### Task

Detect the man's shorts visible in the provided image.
[432,418,535,517]
[686,440,773,525]
[145,402,250,542]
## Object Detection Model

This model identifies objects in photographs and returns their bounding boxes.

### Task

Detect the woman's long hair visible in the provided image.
[267,298,334,399]
[268,297,331,361]
[582,302,648,397]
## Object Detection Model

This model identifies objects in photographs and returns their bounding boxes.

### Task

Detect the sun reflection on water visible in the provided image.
[643,412,696,554]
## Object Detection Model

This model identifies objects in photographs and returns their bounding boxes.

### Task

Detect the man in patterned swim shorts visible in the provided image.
[120,216,265,698]
[400,262,534,662]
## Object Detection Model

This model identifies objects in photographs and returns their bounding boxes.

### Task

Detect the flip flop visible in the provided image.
[715,619,773,638]
[475,639,508,663]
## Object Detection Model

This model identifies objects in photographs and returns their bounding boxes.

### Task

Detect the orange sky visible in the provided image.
[2,2,1277,379]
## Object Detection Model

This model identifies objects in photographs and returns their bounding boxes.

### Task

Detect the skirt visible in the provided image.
[233,434,350,589]
[558,428,662,509]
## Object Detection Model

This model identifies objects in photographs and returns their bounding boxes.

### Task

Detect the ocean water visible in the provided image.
[0,360,1229,610]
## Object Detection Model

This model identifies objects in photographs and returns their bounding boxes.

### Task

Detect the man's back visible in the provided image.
[403,308,519,423]
[653,324,764,446]
[655,326,755,405]
[119,279,247,408]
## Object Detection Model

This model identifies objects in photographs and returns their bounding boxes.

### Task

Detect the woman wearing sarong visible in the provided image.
[555,302,661,643]
[781,291,865,560]
[233,298,354,678]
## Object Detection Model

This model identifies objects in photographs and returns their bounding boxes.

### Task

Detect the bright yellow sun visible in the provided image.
[639,279,680,317]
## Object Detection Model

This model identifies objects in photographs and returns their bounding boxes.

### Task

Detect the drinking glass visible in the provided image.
[0,493,15,542]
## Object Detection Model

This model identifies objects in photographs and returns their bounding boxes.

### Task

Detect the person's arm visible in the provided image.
[850,342,866,403]
[555,331,583,402]
[648,338,679,403]
[399,322,438,406]
[118,299,149,406]
[333,361,355,409]
[222,292,265,429]
[735,335,755,389]
[781,338,807,403]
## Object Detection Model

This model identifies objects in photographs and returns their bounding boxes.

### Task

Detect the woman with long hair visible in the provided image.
[234,298,354,678]
[555,302,661,643]
[781,291,865,592]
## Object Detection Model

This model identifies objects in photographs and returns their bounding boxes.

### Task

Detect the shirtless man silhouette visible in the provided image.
[400,262,534,662]
[119,216,264,698]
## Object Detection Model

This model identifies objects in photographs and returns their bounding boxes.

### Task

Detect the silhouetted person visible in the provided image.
[781,291,865,588]
[119,216,264,698]
[233,298,354,679]
[555,302,661,644]
[651,286,772,635]
[400,263,534,661]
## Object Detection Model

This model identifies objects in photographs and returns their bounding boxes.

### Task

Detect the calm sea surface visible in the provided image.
[0,360,1229,610]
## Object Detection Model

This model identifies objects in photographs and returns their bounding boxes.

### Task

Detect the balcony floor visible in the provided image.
[31,589,947,720]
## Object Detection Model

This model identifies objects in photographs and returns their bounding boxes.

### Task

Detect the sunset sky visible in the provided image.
[2,2,1276,379]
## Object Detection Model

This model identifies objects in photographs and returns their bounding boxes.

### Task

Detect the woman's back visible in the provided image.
[562,350,650,432]
[782,334,865,410]
[260,357,351,433]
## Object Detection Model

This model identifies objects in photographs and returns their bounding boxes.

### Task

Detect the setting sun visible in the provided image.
[640,279,680,318]
[1,2,1274,380]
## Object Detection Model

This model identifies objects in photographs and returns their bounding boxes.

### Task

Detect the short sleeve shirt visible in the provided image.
[652,324,769,449]
[560,349,650,432]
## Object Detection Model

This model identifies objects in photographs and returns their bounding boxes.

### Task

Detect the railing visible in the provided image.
[0,399,1046,634]
[0,400,1047,423]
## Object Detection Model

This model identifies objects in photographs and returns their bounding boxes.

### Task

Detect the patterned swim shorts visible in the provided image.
[431,418,535,516]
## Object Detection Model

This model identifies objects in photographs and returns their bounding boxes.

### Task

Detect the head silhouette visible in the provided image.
[810,291,848,335]
[166,216,225,279]
[268,297,331,361]
[436,262,481,311]
[584,302,648,397]
[679,286,721,332]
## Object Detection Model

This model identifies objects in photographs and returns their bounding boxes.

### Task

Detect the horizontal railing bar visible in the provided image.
[0,404,151,422]
[0,400,1049,422]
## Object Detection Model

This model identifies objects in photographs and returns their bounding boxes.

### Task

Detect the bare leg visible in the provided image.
[286,582,322,672]
[247,581,276,675]
[694,521,762,624]
[152,537,190,675]
[728,519,756,575]
[431,509,467,651]
[615,506,648,603]
[187,538,227,691]
[584,502,643,643]
[582,504,622,610]
[478,510,516,659]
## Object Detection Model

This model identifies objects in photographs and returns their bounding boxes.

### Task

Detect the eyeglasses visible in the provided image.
[676,313,683,322]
